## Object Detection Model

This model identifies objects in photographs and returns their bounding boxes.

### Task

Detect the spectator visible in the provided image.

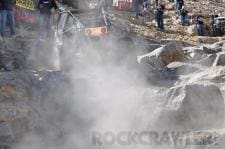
[196,12,204,36]
[143,0,149,11]
[156,0,162,7]
[37,0,57,40]
[142,0,149,17]
[156,3,165,31]
[176,0,184,10]
[210,14,223,37]
[179,6,188,26]
[0,1,1,30]
[135,0,144,19]
[156,0,159,7]
[0,0,16,37]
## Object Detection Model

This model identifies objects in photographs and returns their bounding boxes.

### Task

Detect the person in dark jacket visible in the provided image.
[156,4,165,31]
[135,0,144,19]
[196,12,204,36]
[38,0,57,14]
[179,6,188,26]
[0,0,16,37]
[156,0,159,7]
[176,0,184,10]
[37,0,57,40]
[210,15,218,36]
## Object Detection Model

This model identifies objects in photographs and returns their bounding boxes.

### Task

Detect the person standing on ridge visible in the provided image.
[0,0,16,37]
[196,11,205,36]
[176,0,184,10]
[179,6,188,26]
[0,1,1,30]
[135,0,144,19]
[156,2,165,31]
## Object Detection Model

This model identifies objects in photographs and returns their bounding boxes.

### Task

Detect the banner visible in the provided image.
[16,0,35,11]
[113,0,133,9]
[15,0,37,24]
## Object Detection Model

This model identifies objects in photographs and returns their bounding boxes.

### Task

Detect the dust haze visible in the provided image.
[15,11,160,149]
[13,1,224,149]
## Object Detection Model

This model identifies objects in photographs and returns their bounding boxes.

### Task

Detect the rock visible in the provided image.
[203,46,222,54]
[0,39,30,71]
[138,41,189,69]
[164,18,171,25]
[187,66,225,85]
[0,122,15,147]
[154,82,224,130]
[211,41,225,49]
[183,46,206,61]
[0,71,69,141]
[0,73,31,102]
[198,37,220,44]
[222,43,225,51]
[213,52,225,66]
[187,24,197,36]
[199,54,217,66]
[173,19,181,25]
[0,38,33,51]
[166,3,175,10]
[167,62,200,75]
[189,50,206,60]
[160,40,193,47]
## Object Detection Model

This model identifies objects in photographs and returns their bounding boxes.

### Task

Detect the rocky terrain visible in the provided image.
[0,0,225,149]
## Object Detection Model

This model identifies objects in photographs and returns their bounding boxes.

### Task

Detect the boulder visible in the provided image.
[138,41,189,69]
[199,54,217,66]
[202,46,222,54]
[0,122,15,147]
[167,62,200,75]
[213,52,225,66]
[211,41,225,49]
[198,37,220,44]
[222,43,225,51]
[0,72,32,102]
[183,46,206,61]
[0,49,27,71]
[187,66,225,84]
[0,71,69,141]
[154,82,224,130]
[0,38,32,71]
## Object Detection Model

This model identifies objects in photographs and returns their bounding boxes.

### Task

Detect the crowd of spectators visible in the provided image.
[136,0,208,36]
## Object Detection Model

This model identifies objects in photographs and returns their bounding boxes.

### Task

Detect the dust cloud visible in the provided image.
[14,24,163,149]
[14,1,168,149]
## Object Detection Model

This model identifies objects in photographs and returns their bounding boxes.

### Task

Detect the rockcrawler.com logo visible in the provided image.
[92,131,219,146]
